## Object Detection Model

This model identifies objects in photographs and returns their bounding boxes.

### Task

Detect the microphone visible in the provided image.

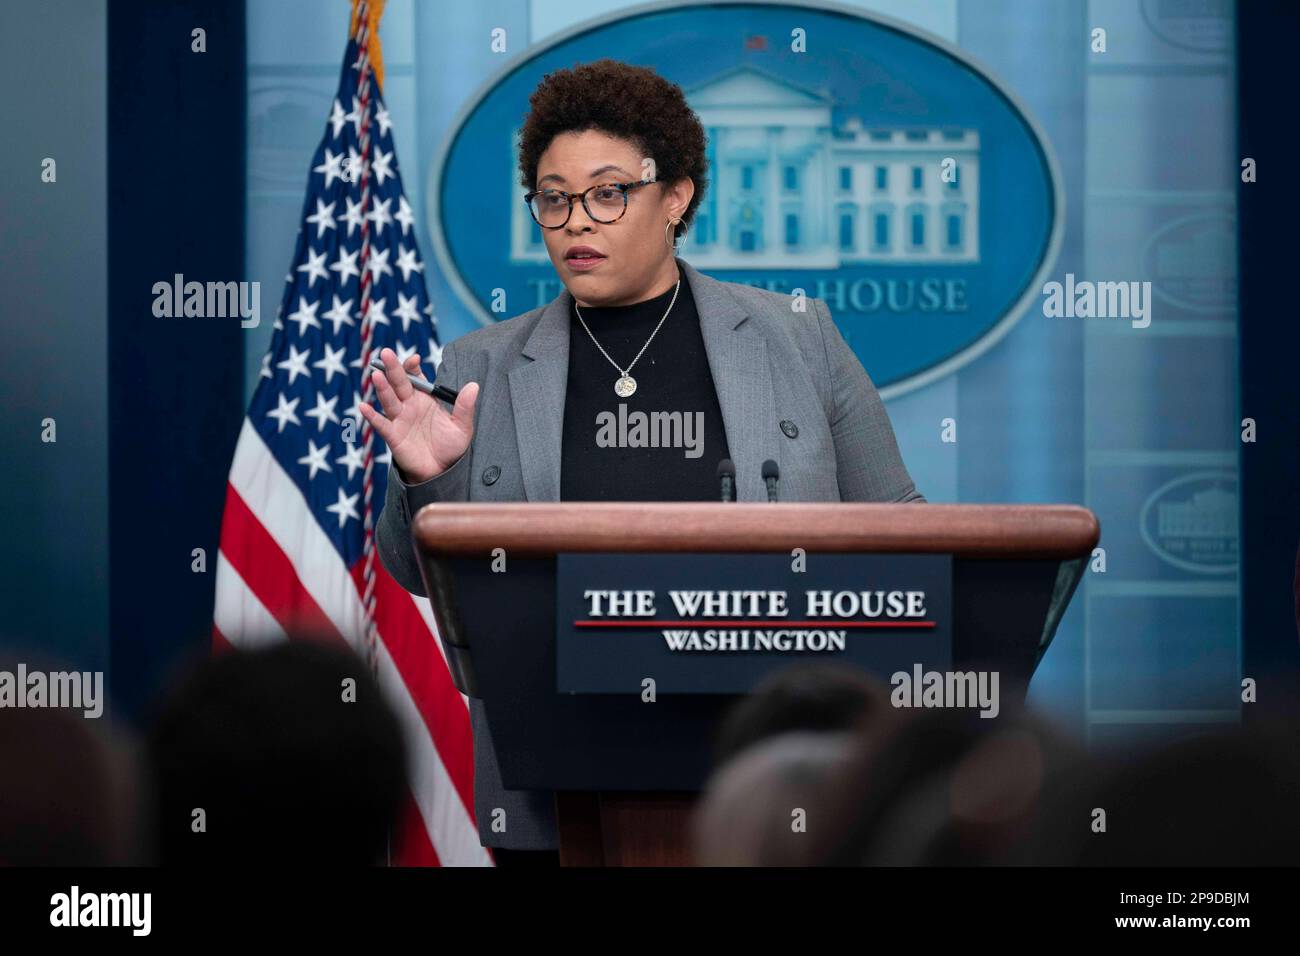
[716,458,736,503]
[761,459,780,503]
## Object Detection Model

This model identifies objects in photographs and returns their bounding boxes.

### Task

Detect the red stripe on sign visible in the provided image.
[352,558,477,825]
[572,619,937,628]
[219,484,347,643]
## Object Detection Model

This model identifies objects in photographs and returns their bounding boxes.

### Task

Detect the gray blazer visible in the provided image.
[376,255,924,850]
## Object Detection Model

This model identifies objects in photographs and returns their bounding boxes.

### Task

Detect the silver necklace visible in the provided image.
[574,279,680,398]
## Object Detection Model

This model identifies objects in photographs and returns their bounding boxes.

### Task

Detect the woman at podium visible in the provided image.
[361,58,925,862]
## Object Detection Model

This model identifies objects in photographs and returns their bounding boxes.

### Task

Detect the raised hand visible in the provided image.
[357,346,479,484]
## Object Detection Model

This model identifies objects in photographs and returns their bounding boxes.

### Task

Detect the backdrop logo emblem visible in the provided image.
[430,1,1061,399]
[1141,211,1236,314]
[1139,472,1238,575]
[1140,0,1231,54]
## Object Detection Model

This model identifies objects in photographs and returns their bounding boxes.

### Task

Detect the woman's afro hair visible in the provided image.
[517,59,708,240]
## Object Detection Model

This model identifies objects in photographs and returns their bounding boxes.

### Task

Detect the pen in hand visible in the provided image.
[368,356,460,405]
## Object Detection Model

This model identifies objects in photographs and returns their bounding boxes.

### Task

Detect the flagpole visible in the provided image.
[350,0,381,679]
[348,0,391,869]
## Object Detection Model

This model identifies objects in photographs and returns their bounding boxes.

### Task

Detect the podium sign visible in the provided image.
[556,552,952,693]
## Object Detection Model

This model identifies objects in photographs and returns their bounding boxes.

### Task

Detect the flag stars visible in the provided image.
[277,343,312,384]
[251,79,439,538]
[363,296,389,328]
[306,199,337,239]
[326,487,361,528]
[342,195,367,237]
[328,99,349,139]
[305,392,341,432]
[344,390,364,425]
[297,439,333,479]
[395,244,423,282]
[331,247,361,285]
[266,392,302,433]
[393,292,421,332]
[296,247,330,288]
[322,294,356,334]
[346,146,368,185]
[313,342,349,383]
[395,196,415,236]
[365,246,393,283]
[313,148,345,189]
[286,297,322,336]
[368,196,393,234]
[336,441,366,480]
[348,96,364,138]
[371,147,395,186]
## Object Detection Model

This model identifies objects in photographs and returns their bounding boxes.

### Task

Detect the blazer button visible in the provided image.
[779,419,799,439]
[481,465,501,486]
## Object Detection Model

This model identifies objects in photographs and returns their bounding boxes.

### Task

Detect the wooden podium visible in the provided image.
[412,502,1098,866]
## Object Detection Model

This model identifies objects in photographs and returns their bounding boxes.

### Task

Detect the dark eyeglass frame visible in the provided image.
[523,178,659,228]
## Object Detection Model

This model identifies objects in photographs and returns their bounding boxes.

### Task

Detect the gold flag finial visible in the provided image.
[348,0,387,91]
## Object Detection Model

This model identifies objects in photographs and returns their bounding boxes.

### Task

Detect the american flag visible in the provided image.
[214,4,487,866]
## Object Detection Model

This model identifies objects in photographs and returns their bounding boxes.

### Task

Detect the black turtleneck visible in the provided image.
[560,261,732,501]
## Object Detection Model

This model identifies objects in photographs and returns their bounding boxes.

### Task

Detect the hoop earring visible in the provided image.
[665,217,687,251]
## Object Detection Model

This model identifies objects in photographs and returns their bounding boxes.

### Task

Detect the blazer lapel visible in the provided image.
[678,258,776,502]
[508,293,570,501]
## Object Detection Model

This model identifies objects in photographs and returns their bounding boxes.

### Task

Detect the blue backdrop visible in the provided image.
[239,0,1240,746]
[6,0,1295,745]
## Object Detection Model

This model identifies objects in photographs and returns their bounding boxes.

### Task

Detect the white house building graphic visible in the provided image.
[510,65,980,269]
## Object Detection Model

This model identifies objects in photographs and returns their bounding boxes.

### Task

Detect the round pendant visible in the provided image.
[614,375,637,398]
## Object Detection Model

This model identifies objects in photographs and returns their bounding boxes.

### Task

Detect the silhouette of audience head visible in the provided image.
[0,703,140,865]
[147,639,407,865]
[712,663,893,767]
[807,704,1093,866]
[693,730,855,866]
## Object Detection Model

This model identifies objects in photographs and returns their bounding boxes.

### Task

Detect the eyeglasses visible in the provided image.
[523,179,659,229]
